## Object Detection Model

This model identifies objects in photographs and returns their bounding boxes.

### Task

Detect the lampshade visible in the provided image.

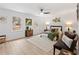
[66,22,72,27]
[45,22,50,25]
[65,21,73,31]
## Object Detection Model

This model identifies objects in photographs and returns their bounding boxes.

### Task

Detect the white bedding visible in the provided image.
[27,34,56,52]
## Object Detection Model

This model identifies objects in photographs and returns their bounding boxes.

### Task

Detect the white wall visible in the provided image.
[0,5,78,41]
[0,8,44,41]
[60,9,77,32]
[39,8,77,32]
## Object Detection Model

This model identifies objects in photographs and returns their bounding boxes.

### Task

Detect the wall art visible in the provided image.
[12,17,21,31]
[25,18,32,26]
[53,17,61,23]
[0,16,6,23]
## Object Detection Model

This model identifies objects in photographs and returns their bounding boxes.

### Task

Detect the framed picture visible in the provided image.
[12,17,21,31]
[25,18,32,25]
[0,16,6,23]
[53,17,61,22]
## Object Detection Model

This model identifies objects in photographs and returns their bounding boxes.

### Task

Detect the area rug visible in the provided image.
[27,34,56,52]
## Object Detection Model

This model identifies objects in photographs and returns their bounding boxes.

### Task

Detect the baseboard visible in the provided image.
[1,32,44,44]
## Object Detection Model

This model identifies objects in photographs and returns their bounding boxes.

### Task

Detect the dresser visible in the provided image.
[25,30,33,37]
[0,35,6,44]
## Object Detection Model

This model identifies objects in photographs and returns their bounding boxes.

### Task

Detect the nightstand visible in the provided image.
[25,30,33,37]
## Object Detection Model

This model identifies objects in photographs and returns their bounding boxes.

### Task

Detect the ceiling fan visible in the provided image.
[40,9,50,14]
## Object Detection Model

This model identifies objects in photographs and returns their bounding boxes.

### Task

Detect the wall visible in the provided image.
[0,8,44,41]
[39,7,77,32]
[55,8,77,32]
[0,5,78,41]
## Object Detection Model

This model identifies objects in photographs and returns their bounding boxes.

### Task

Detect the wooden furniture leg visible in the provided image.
[53,46,55,55]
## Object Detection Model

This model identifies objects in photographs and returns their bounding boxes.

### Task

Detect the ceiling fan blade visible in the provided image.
[44,12,50,14]
[40,8,50,14]
[40,9,43,12]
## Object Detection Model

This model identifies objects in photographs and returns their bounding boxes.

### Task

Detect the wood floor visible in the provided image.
[0,38,54,55]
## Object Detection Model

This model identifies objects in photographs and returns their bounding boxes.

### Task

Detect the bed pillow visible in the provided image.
[62,35,73,48]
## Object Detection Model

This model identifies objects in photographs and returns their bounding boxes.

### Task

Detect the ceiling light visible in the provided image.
[40,12,43,15]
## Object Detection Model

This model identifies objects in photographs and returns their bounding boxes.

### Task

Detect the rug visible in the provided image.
[27,34,56,52]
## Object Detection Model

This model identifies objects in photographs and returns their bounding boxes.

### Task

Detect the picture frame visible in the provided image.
[12,17,21,31]
[53,17,61,22]
[0,16,6,23]
[25,18,32,25]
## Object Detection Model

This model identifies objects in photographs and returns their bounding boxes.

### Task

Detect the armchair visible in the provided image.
[53,32,78,55]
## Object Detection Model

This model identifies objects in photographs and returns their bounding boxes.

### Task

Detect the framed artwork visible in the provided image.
[25,18,32,25]
[0,16,6,23]
[12,17,21,31]
[53,17,61,22]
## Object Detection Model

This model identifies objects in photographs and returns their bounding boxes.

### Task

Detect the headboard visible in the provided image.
[50,25,62,31]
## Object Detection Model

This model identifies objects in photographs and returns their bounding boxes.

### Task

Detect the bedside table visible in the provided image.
[25,30,33,37]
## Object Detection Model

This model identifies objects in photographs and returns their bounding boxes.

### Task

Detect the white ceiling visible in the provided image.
[0,3,77,16]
